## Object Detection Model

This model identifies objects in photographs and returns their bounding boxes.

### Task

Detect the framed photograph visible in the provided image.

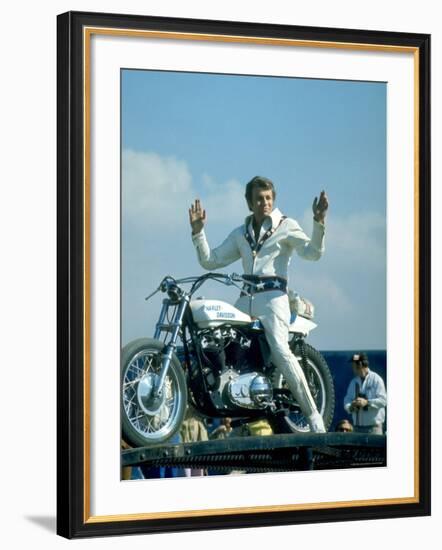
[57,10,431,538]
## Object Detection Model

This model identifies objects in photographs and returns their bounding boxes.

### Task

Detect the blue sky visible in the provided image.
[121,69,386,350]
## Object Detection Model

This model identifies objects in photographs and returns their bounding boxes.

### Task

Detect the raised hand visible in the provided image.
[312,190,329,223]
[189,199,207,235]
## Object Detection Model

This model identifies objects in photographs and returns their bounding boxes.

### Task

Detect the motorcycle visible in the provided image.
[121,272,335,447]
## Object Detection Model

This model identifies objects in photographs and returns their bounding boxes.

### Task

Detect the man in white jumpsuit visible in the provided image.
[189,176,329,432]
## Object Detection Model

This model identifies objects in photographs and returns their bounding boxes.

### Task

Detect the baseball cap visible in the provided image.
[349,352,369,366]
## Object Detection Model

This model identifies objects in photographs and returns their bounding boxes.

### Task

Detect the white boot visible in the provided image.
[308,410,326,433]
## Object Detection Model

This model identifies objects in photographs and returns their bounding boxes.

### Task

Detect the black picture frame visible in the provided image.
[57,10,431,539]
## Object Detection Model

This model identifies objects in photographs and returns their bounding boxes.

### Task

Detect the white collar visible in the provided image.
[359,368,371,382]
[245,207,284,229]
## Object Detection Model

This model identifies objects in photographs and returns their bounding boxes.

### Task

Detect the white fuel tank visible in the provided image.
[190,299,252,328]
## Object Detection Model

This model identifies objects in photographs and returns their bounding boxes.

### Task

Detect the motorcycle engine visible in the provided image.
[199,327,273,410]
[222,369,273,409]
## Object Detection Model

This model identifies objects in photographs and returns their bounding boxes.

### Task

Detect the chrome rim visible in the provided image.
[274,355,327,432]
[122,348,182,441]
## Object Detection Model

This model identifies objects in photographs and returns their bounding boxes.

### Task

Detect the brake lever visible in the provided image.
[145,287,160,301]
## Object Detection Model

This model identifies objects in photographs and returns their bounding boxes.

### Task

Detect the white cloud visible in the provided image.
[122,150,247,232]
[289,208,386,348]
[293,273,354,315]
[300,208,386,270]
[200,173,246,223]
[122,149,193,230]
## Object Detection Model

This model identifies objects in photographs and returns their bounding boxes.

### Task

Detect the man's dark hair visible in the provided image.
[349,352,369,367]
[245,176,276,211]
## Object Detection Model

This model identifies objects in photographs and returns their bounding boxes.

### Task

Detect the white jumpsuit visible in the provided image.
[191,207,326,431]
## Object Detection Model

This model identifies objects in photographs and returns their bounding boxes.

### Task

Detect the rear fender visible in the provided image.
[289,313,317,336]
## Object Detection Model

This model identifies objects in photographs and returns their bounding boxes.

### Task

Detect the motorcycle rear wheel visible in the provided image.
[271,342,335,433]
[121,338,187,447]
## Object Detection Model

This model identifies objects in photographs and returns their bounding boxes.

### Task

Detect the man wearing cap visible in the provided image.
[188,175,329,433]
[343,353,387,434]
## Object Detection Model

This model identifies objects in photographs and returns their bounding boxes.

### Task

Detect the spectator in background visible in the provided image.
[344,352,387,435]
[335,419,354,433]
[210,417,233,440]
[121,439,144,480]
[121,439,133,480]
[180,406,209,477]
[243,419,273,437]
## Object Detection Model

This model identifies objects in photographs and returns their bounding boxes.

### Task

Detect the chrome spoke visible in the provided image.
[141,356,156,372]
[130,413,147,422]
[124,395,138,409]
[127,363,144,377]
[145,417,154,432]
[123,377,142,389]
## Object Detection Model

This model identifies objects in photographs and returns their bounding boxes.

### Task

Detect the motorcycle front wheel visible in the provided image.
[271,342,335,433]
[121,338,187,447]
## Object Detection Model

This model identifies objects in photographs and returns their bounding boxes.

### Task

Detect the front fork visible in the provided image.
[152,297,189,398]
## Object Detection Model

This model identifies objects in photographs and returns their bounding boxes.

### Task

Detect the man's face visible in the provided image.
[249,188,274,221]
[337,421,353,433]
[352,362,368,378]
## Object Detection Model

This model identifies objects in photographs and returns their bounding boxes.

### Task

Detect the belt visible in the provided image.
[240,275,288,297]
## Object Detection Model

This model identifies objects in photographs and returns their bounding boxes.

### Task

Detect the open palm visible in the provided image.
[189,199,207,234]
[312,190,329,223]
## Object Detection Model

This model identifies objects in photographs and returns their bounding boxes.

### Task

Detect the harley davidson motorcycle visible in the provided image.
[121,272,335,447]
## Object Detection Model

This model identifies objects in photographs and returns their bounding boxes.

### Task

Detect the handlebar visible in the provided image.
[145,272,256,301]
[175,272,247,285]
